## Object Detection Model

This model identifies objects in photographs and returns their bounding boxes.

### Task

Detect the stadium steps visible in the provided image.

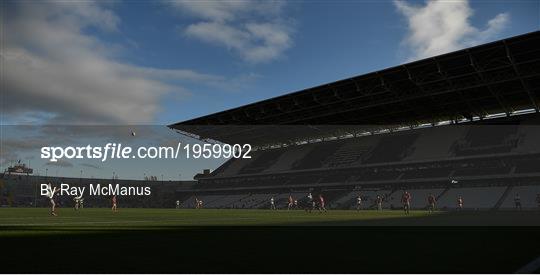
[331,191,357,209]
[204,195,229,208]
[381,189,398,209]
[436,187,451,201]
[493,185,513,210]
[364,189,395,210]
[180,196,195,208]
[253,193,278,209]
[226,194,253,208]
[343,196,359,210]
[239,194,263,208]
[292,142,343,170]
[323,143,371,168]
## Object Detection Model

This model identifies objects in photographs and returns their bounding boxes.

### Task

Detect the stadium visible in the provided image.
[1,31,540,273]
[170,30,540,212]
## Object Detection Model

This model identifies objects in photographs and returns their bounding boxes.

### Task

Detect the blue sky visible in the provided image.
[1,0,539,179]
[100,0,539,124]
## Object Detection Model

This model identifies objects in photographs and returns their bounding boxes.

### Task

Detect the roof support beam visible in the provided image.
[504,40,540,112]
[468,50,511,116]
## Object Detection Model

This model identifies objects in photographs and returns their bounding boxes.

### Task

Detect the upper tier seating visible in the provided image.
[455,125,519,156]
[292,141,343,170]
[467,125,518,147]
[239,148,285,174]
[364,134,419,164]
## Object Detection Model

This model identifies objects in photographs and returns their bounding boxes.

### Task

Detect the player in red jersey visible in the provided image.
[196,197,204,209]
[427,193,436,213]
[287,195,294,210]
[194,197,201,209]
[318,194,327,212]
[111,195,118,212]
[401,191,411,214]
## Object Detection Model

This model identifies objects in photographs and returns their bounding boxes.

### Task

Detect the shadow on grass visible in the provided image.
[1,211,540,273]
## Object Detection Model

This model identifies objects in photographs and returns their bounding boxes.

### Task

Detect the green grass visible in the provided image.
[0,208,437,231]
[1,208,539,273]
[1,208,539,233]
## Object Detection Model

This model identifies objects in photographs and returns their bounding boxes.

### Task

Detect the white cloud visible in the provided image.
[2,1,227,124]
[168,0,284,22]
[394,0,510,60]
[171,0,293,63]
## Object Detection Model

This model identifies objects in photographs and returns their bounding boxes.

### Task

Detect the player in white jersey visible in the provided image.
[45,183,58,216]
[176,200,180,209]
[307,193,315,212]
[270,197,276,210]
[356,195,362,211]
[73,195,83,210]
[375,195,383,211]
[457,196,463,210]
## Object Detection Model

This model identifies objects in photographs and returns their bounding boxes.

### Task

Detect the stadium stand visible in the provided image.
[330,191,359,209]
[168,31,540,211]
[168,114,540,210]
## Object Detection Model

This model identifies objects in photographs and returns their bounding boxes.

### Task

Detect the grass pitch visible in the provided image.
[0,208,539,233]
[0,207,437,229]
[1,208,539,273]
